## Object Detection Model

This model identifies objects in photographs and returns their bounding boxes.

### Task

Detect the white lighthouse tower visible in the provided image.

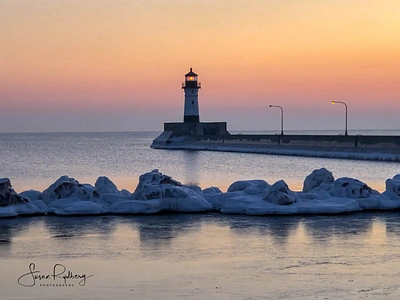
[182,68,201,123]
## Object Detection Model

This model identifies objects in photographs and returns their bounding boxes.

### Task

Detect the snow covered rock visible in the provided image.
[129,170,213,212]
[131,169,182,200]
[40,176,107,215]
[41,176,102,204]
[120,189,132,197]
[331,177,373,198]
[264,180,299,205]
[384,175,400,199]
[95,176,122,195]
[329,177,392,210]
[53,199,108,215]
[216,178,359,215]
[94,176,128,205]
[202,186,223,208]
[19,190,42,201]
[227,179,270,195]
[0,178,29,206]
[75,184,102,201]
[41,176,79,204]
[0,178,46,217]
[302,168,334,192]
[205,180,269,211]
[0,206,18,218]
[203,187,223,195]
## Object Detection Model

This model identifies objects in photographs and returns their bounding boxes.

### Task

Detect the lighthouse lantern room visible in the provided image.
[182,68,201,123]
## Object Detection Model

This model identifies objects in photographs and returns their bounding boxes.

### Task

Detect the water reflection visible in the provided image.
[0,217,42,242]
[300,213,375,244]
[223,215,301,243]
[124,214,203,252]
[1,212,400,261]
[182,150,200,186]
[382,213,400,235]
[0,217,44,256]
[44,215,117,238]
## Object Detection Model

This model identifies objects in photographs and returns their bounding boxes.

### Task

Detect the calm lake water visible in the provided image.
[1,131,399,192]
[2,213,400,299]
[1,131,400,299]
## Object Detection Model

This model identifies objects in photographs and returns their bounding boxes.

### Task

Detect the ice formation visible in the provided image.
[0,178,29,206]
[302,168,334,192]
[384,175,400,199]
[0,178,45,217]
[40,176,108,215]
[264,180,299,205]
[2,168,400,217]
[127,169,213,212]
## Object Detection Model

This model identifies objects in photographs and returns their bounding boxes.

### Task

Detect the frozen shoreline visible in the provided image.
[2,168,400,218]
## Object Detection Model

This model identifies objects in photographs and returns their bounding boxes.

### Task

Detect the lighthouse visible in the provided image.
[151,68,230,147]
[182,68,201,123]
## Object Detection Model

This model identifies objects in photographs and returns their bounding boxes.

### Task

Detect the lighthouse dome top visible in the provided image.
[185,68,197,77]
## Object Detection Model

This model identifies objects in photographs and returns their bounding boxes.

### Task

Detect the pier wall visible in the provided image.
[189,134,400,150]
[151,131,400,161]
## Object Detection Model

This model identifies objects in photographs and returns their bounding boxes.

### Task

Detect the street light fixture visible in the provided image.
[269,105,284,135]
[331,101,348,136]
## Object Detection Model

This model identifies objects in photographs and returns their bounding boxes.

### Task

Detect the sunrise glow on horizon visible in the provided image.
[1,0,399,132]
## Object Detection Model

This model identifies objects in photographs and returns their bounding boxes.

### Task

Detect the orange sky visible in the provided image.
[1,0,399,132]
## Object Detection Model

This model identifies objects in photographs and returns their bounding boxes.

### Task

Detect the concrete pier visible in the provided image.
[151,133,400,162]
[151,68,400,161]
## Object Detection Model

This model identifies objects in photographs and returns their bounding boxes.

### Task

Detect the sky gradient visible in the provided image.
[1,0,399,132]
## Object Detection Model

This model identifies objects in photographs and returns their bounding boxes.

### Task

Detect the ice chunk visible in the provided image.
[264,180,299,205]
[41,176,79,203]
[13,202,45,215]
[246,197,361,215]
[19,190,42,201]
[95,176,122,195]
[39,176,109,215]
[120,189,132,197]
[47,196,84,213]
[31,200,48,213]
[54,200,107,215]
[227,180,270,195]
[94,177,129,205]
[303,168,334,192]
[41,176,102,204]
[384,175,400,199]
[0,178,42,217]
[131,169,181,200]
[0,178,29,206]
[331,177,373,198]
[0,206,18,217]
[330,177,394,210]
[203,187,222,195]
[129,170,213,212]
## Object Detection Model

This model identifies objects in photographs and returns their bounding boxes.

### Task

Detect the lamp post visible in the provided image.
[331,101,348,136]
[269,105,284,135]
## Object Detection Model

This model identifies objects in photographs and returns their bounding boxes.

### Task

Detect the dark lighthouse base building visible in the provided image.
[163,121,229,137]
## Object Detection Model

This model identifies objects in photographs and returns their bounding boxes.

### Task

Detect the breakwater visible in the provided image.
[152,133,400,161]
